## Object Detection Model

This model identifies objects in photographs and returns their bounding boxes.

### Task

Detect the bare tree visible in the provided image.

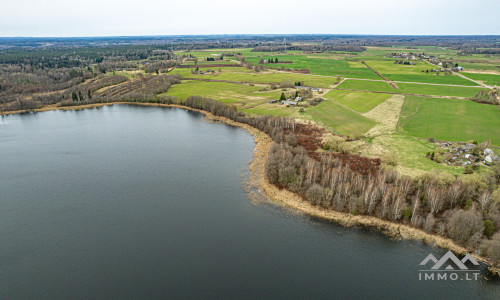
[426,185,444,214]
[424,213,436,233]
[478,191,492,211]
[446,209,484,246]
[447,181,465,209]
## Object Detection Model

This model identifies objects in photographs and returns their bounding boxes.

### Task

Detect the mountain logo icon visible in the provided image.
[420,251,479,270]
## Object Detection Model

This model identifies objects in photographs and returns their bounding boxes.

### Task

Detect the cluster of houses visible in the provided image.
[198,69,213,75]
[269,97,303,106]
[394,60,416,65]
[437,142,499,167]
[387,52,419,60]
[388,52,437,60]
[295,86,322,92]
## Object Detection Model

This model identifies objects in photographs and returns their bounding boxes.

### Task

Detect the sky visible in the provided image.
[2,0,499,37]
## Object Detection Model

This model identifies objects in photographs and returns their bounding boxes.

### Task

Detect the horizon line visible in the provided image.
[1,33,500,39]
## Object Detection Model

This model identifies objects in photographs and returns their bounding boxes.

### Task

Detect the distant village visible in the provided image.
[387,52,465,72]
[429,141,499,171]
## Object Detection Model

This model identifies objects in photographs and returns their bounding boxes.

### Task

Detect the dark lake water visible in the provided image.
[0,104,498,299]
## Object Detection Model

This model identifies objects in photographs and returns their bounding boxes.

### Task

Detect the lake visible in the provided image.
[0,104,498,299]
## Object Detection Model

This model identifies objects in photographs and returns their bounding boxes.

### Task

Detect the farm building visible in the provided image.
[295,86,322,92]
[281,100,297,106]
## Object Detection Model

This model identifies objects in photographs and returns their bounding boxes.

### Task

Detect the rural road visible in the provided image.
[277,70,486,88]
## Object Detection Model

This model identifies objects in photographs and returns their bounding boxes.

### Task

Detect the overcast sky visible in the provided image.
[2,0,499,37]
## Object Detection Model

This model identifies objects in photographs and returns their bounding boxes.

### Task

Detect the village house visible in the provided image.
[295,86,322,92]
[281,100,297,106]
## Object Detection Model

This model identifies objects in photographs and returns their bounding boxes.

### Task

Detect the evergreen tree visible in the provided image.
[280,92,286,101]
[78,91,83,101]
[72,92,77,101]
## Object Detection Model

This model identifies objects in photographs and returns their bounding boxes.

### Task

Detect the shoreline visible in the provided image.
[250,136,500,276]
[2,102,499,276]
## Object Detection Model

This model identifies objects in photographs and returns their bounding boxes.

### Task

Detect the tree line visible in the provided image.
[167,95,500,268]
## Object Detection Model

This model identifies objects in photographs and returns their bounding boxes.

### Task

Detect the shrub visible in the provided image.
[465,199,473,210]
[306,184,325,205]
[484,220,495,238]
[433,153,444,163]
[403,207,412,219]
[286,134,298,147]
[350,131,362,141]
[382,152,398,166]
[307,98,323,106]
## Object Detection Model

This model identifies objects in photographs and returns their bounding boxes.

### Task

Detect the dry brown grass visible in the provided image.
[362,94,405,137]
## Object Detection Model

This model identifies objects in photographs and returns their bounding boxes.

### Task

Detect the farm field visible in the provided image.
[163,80,282,107]
[337,79,484,98]
[398,96,500,146]
[181,60,239,65]
[323,90,391,113]
[462,72,500,86]
[242,105,297,117]
[458,62,500,71]
[173,67,336,88]
[244,54,381,79]
[308,100,376,136]
[365,60,479,85]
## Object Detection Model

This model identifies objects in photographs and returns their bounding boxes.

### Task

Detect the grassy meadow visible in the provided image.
[308,100,376,136]
[172,67,336,88]
[398,96,500,145]
[365,60,479,85]
[323,90,391,113]
[337,79,484,98]
[244,54,381,79]
[462,72,500,86]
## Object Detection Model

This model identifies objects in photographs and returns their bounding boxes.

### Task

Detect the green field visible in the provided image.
[458,62,500,71]
[337,79,484,98]
[463,72,500,86]
[323,90,391,113]
[172,67,335,88]
[365,60,479,86]
[308,100,376,136]
[398,96,500,145]
[242,105,296,116]
[244,54,381,79]
[181,60,240,65]
[163,80,282,107]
